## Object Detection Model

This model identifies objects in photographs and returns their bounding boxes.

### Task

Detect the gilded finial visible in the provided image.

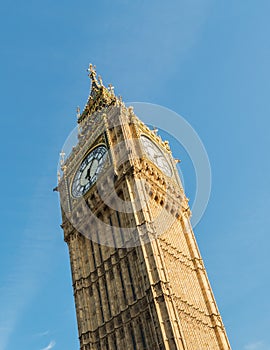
[175,159,181,164]
[87,63,96,77]
[153,127,158,134]
[108,83,115,94]
[87,63,99,87]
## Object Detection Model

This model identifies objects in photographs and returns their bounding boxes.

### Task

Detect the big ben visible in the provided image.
[57,64,231,350]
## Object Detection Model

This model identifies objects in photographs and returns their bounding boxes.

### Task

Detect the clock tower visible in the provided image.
[57,65,231,350]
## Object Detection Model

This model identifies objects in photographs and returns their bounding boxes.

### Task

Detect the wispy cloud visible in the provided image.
[34,330,49,337]
[0,179,56,350]
[244,341,264,350]
[41,340,56,350]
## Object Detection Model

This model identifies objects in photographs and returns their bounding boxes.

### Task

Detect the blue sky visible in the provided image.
[0,0,270,349]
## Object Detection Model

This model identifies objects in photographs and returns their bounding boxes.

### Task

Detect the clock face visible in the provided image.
[140,135,172,176]
[72,145,108,198]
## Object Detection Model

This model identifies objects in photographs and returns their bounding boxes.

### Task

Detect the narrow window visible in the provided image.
[104,277,112,317]
[112,334,117,350]
[130,325,137,350]
[90,240,96,268]
[96,282,104,323]
[118,265,127,304]
[109,216,116,246]
[139,321,147,349]
[98,243,103,262]
[116,211,124,244]
[126,258,136,301]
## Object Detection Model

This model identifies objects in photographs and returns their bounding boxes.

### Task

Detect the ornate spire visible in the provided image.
[78,64,118,124]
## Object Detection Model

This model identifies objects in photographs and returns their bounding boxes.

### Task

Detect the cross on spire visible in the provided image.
[87,63,101,91]
[87,63,96,77]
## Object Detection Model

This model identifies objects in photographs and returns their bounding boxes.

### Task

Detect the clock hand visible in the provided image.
[85,167,91,181]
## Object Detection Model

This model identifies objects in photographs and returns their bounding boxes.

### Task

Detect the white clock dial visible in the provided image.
[140,135,172,176]
[72,145,108,198]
